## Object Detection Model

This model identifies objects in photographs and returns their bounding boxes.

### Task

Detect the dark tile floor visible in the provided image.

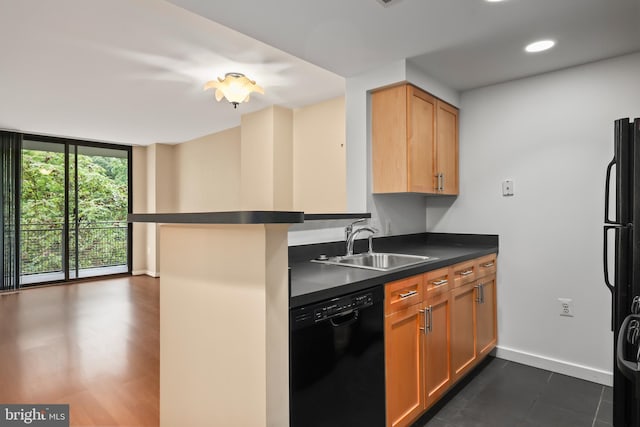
[418,357,612,427]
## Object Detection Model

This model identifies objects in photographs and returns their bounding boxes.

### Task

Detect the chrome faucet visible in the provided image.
[344,218,367,241]
[345,226,378,256]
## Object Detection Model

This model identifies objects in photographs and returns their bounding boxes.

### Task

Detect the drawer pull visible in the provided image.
[399,290,418,299]
[459,270,473,276]
[481,262,494,268]
[431,279,448,286]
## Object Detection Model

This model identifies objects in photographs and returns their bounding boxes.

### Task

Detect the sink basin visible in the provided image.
[312,252,437,272]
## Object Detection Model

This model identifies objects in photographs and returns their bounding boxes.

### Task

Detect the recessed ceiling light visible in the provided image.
[525,39,556,53]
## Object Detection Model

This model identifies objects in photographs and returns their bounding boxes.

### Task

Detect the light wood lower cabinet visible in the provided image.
[385,274,425,427]
[476,274,497,358]
[451,274,498,381]
[450,282,477,382]
[385,303,424,427]
[423,290,451,409]
[385,254,497,427]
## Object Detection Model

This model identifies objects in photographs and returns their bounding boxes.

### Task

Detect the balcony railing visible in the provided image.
[20,221,128,276]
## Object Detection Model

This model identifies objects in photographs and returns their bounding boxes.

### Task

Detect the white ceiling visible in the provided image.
[1,0,639,146]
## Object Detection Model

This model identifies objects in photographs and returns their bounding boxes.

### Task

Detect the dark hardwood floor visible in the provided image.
[0,276,159,426]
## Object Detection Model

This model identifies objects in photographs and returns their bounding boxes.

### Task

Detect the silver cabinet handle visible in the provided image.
[481,262,494,268]
[459,270,473,276]
[431,279,448,286]
[399,290,418,299]
[478,283,485,304]
[422,306,432,334]
[434,173,444,192]
[419,308,427,334]
[428,305,433,332]
[475,284,482,303]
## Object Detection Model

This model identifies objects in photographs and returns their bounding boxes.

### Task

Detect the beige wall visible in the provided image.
[293,96,346,213]
[154,144,177,213]
[132,146,148,275]
[132,143,178,276]
[174,127,241,212]
[132,98,347,275]
[240,106,293,210]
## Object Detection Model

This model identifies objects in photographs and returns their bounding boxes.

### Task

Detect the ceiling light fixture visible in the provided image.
[525,39,556,53]
[204,72,264,109]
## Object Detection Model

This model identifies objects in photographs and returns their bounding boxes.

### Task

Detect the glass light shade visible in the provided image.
[204,73,264,108]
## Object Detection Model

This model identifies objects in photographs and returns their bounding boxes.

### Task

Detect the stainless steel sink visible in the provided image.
[312,252,437,272]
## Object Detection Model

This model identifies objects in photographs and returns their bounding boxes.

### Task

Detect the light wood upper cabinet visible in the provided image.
[408,87,436,193]
[435,100,459,195]
[372,83,458,195]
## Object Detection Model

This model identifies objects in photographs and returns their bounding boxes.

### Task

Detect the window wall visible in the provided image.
[20,137,131,286]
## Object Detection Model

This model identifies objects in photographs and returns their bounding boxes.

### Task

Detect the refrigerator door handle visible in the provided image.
[604,225,618,294]
[604,157,617,224]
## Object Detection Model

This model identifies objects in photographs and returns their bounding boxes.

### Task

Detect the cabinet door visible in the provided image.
[407,86,436,193]
[476,274,497,358]
[372,85,408,193]
[435,100,459,195]
[423,291,451,409]
[385,304,424,427]
[450,282,476,381]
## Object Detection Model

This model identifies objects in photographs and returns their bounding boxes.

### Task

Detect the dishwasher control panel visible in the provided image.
[313,293,374,322]
[291,289,379,328]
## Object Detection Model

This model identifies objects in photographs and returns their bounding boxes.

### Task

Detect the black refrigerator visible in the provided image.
[604,117,640,426]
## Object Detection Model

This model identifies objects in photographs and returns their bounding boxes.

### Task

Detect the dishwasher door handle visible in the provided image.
[329,310,359,328]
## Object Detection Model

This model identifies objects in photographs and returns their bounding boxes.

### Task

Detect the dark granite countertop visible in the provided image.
[289,233,498,308]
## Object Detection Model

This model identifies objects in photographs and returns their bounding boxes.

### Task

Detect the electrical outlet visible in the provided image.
[558,298,574,317]
[502,180,514,196]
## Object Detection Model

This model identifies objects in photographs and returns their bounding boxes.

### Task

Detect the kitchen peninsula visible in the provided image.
[129,210,303,427]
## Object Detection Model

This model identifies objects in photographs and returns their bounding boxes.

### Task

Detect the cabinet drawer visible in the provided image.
[424,267,450,296]
[476,254,497,278]
[451,260,476,288]
[385,275,424,315]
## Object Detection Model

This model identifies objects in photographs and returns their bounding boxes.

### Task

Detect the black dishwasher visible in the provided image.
[290,286,385,427]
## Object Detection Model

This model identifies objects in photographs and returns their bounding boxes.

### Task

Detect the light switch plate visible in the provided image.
[502,180,514,196]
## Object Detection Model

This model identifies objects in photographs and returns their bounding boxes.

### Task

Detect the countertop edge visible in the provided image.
[128,211,304,224]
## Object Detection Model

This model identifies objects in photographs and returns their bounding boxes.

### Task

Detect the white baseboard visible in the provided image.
[495,345,613,386]
[132,270,160,278]
[0,290,19,296]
